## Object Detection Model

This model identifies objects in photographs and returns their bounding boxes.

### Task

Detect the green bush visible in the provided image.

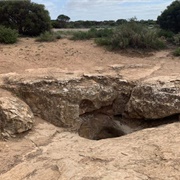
[0,26,18,44]
[173,47,180,56]
[95,38,111,46]
[112,23,165,49]
[173,33,180,45]
[71,23,165,50]
[96,22,166,50]
[71,31,92,40]
[56,30,74,38]
[36,31,61,42]
[71,28,113,40]
[92,28,113,38]
[54,32,62,39]
[157,29,174,39]
[158,30,180,45]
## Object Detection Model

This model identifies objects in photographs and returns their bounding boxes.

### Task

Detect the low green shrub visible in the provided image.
[92,28,113,38]
[96,22,166,50]
[71,23,165,50]
[36,31,61,42]
[157,29,174,39]
[71,31,92,40]
[57,30,74,38]
[95,38,111,46]
[54,31,62,39]
[173,33,180,46]
[0,26,18,44]
[71,28,113,40]
[173,47,180,56]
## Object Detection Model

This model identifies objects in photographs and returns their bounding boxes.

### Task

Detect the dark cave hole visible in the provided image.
[143,114,180,128]
[93,127,125,140]
[78,113,180,140]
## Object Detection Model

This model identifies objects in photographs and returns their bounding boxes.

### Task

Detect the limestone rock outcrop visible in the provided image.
[126,76,180,119]
[0,95,34,138]
[2,73,180,139]
[2,73,134,139]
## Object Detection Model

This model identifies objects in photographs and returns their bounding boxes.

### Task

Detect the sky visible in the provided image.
[32,0,174,21]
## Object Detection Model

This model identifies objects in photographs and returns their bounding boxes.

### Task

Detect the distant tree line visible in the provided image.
[51,15,157,29]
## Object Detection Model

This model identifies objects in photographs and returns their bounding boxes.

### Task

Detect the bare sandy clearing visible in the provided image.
[0,38,179,80]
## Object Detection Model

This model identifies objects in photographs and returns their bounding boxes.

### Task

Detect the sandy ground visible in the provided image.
[0,38,179,80]
[0,38,180,179]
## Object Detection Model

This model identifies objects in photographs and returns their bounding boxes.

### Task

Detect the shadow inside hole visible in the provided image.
[93,127,125,140]
[143,114,180,128]
[78,113,127,140]
[78,113,180,140]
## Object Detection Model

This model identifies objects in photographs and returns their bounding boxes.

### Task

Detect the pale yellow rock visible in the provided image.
[0,96,34,137]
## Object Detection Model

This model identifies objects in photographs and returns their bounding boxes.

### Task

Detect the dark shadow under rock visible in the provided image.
[78,113,125,140]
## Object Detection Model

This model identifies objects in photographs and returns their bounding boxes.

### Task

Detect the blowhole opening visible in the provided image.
[93,126,125,140]
[78,111,180,140]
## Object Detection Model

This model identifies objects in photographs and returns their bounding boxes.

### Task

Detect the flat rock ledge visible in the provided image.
[1,72,180,139]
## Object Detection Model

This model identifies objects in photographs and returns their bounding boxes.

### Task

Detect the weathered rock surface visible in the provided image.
[126,76,180,119]
[2,73,134,139]
[0,119,180,180]
[0,94,34,138]
[1,73,180,139]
